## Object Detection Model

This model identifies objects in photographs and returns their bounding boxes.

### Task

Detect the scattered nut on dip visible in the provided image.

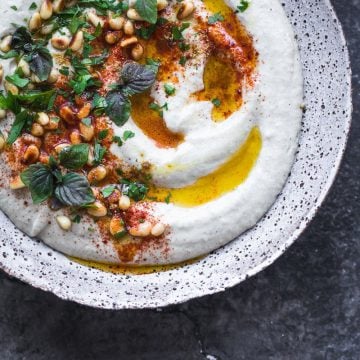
[0,0,303,266]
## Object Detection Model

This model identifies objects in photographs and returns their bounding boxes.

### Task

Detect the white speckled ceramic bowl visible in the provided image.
[0,0,352,309]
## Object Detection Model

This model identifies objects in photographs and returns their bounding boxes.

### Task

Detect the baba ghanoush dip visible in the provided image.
[0,0,303,266]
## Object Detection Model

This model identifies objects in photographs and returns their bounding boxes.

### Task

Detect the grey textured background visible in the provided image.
[0,0,359,359]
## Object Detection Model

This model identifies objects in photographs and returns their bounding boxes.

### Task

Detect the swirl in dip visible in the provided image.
[0,0,303,265]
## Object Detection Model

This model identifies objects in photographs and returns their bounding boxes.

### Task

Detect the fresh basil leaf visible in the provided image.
[55,173,95,206]
[20,163,54,204]
[101,185,115,198]
[121,61,157,96]
[0,50,19,59]
[135,0,157,24]
[59,143,89,170]
[26,46,53,81]
[10,27,33,51]
[93,140,106,165]
[105,90,131,126]
[0,91,21,113]
[7,111,34,144]
[16,89,56,111]
[5,73,30,88]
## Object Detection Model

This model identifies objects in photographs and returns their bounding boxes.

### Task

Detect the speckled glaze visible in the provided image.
[0,0,351,309]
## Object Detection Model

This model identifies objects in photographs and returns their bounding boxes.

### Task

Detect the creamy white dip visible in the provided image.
[0,0,303,265]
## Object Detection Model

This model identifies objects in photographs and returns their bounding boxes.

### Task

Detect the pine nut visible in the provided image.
[87,12,105,28]
[22,133,42,147]
[123,20,135,35]
[131,43,144,60]
[40,0,53,20]
[127,9,143,21]
[31,123,44,137]
[48,68,59,83]
[53,0,65,13]
[0,64,3,84]
[87,201,107,217]
[87,147,94,166]
[0,35,12,53]
[120,36,138,48]
[119,195,131,210]
[31,73,42,83]
[36,112,50,126]
[151,222,165,237]
[88,165,107,183]
[56,215,72,230]
[129,221,152,237]
[70,30,84,52]
[41,23,55,35]
[44,117,59,130]
[105,31,123,45]
[91,186,100,198]
[54,143,70,153]
[0,109,6,120]
[0,134,5,151]
[69,130,81,144]
[29,12,42,32]
[4,81,19,95]
[157,0,168,10]
[23,144,40,163]
[109,15,125,30]
[60,105,77,124]
[18,58,31,77]
[177,1,195,20]
[77,102,91,119]
[51,35,71,50]
[10,176,26,190]
[109,216,126,237]
[79,122,94,141]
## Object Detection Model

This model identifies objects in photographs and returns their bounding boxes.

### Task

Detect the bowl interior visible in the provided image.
[0,0,352,309]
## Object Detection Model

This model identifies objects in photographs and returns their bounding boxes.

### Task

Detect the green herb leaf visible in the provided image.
[26,46,53,81]
[164,83,176,96]
[29,2,37,10]
[121,179,148,201]
[135,0,157,24]
[101,185,116,198]
[208,12,224,24]
[5,73,29,88]
[93,140,106,165]
[20,163,54,204]
[123,130,135,141]
[10,27,33,51]
[105,90,131,126]
[16,89,56,111]
[0,50,19,59]
[55,172,95,206]
[7,111,34,144]
[59,143,89,170]
[98,129,109,140]
[237,0,250,12]
[212,98,221,107]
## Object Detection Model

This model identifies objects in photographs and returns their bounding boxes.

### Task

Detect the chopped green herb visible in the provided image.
[212,98,221,107]
[101,185,116,198]
[237,0,250,12]
[208,12,224,24]
[123,130,135,141]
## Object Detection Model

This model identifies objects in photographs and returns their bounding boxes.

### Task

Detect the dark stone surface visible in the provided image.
[0,1,359,359]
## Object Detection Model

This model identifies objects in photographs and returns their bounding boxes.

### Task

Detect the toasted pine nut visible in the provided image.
[10,176,26,190]
[0,64,3,84]
[87,12,105,28]
[0,134,5,151]
[79,122,94,142]
[53,0,65,13]
[23,144,40,163]
[129,221,152,237]
[36,112,50,126]
[51,35,71,50]
[91,186,100,198]
[119,195,131,210]
[87,201,107,217]
[41,23,55,35]
[123,20,135,35]
[109,15,125,30]
[18,58,31,77]
[177,1,195,20]
[48,69,59,83]
[157,0,168,10]
[44,117,59,130]
[22,133,42,148]
[69,130,81,144]
[0,35,12,53]
[87,147,94,166]
[131,43,144,60]
[88,165,107,183]
[105,31,123,45]
[70,30,84,52]
[120,36,138,48]
[77,102,91,119]
[30,73,42,83]
[54,143,70,153]
[56,215,72,230]
[109,216,126,237]
[127,9,143,21]
[151,223,166,237]
[4,81,19,95]
[29,12,42,32]
[31,123,44,137]
[0,109,6,120]
[40,0,53,20]
[60,105,77,124]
